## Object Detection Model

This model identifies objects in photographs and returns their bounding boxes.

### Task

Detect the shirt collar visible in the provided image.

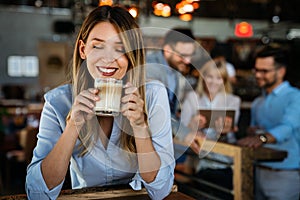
[273,81,289,95]
[263,81,289,96]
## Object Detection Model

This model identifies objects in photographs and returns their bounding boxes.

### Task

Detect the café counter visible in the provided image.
[174,137,287,200]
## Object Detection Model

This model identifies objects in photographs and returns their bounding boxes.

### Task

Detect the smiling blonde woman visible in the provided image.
[26,5,175,200]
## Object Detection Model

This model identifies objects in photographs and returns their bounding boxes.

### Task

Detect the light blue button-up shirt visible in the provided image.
[251,81,300,169]
[26,81,175,200]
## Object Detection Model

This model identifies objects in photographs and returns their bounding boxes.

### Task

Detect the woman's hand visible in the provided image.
[121,82,146,128]
[184,132,204,154]
[215,116,233,134]
[70,88,99,127]
[188,114,207,131]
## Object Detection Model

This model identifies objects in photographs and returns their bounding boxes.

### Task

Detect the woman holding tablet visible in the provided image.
[180,59,241,199]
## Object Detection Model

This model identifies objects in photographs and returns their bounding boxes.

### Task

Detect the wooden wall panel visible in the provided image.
[38,41,72,90]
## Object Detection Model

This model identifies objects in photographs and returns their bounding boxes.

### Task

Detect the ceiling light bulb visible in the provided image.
[129,7,138,18]
[35,0,43,7]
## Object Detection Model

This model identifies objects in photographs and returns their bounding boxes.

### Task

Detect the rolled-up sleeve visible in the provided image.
[26,162,64,200]
[130,166,174,200]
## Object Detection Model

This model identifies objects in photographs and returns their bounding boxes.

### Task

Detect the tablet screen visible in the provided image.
[198,109,235,129]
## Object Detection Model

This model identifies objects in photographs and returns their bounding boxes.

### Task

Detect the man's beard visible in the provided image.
[265,79,277,89]
[167,60,178,70]
[261,78,277,90]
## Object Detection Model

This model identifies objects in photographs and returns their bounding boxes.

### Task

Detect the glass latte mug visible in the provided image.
[94,78,123,116]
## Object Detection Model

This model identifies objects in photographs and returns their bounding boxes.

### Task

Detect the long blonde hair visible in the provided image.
[196,59,232,97]
[66,5,147,156]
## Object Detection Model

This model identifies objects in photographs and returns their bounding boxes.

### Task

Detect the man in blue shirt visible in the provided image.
[237,45,300,200]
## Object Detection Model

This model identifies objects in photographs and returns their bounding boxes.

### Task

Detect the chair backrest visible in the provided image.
[23,127,38,164]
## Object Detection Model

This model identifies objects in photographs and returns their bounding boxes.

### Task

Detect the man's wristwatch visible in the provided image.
[259,134,268,144]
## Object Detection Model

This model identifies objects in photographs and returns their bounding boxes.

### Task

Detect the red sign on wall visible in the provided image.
[235,22,253,38]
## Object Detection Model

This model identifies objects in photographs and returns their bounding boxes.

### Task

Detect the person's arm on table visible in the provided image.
[127,82,175,200]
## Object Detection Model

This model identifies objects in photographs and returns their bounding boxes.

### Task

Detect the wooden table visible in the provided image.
[0,185,195,200]
[174,138,287,200]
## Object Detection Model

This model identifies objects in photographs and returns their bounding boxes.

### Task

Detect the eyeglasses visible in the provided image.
[252,68,276,75]
[170,46,195,59]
